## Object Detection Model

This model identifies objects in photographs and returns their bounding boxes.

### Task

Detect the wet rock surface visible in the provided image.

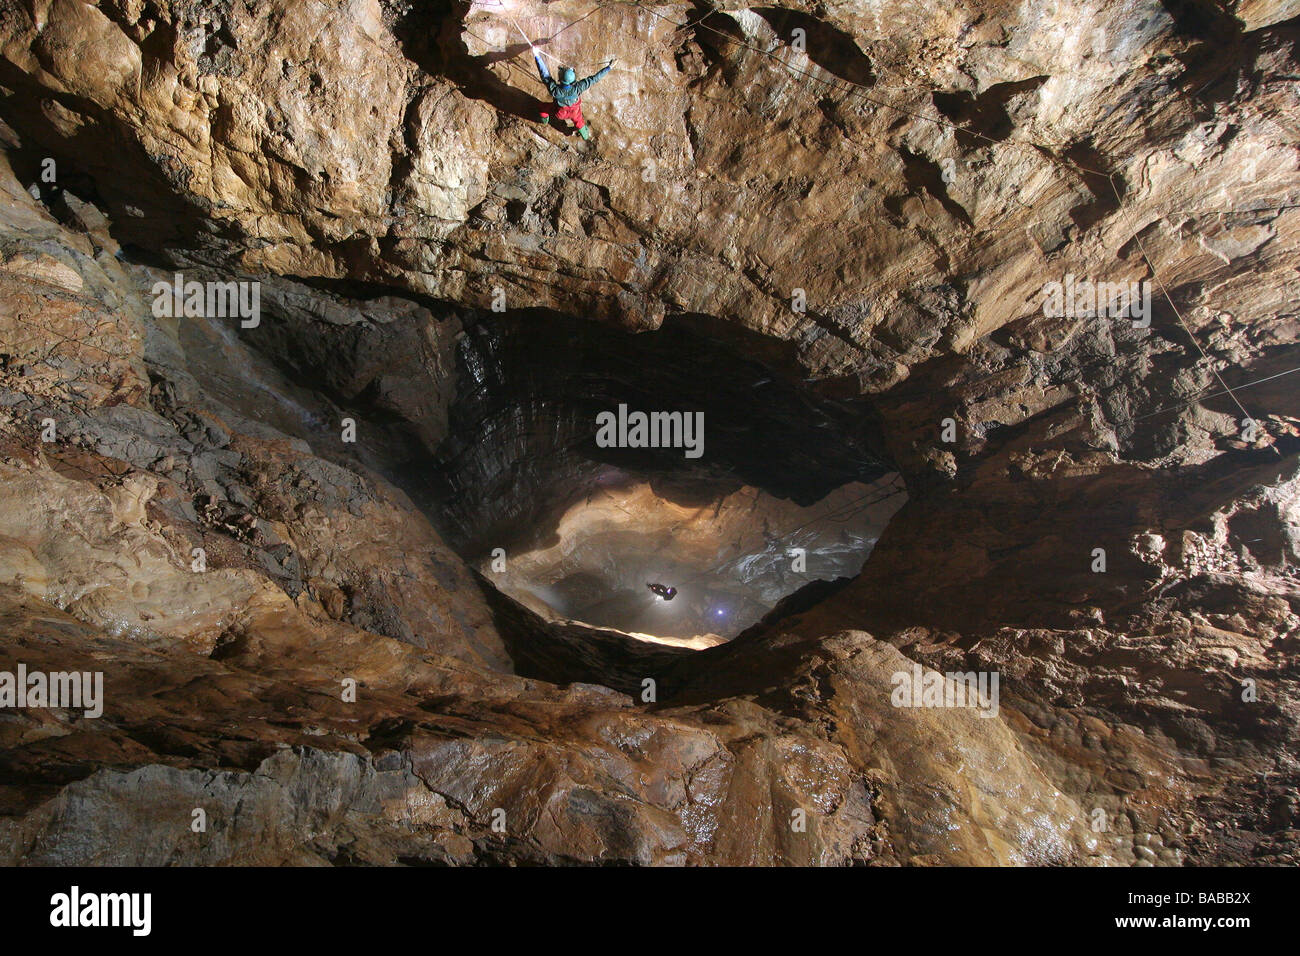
[0,0,1297,865]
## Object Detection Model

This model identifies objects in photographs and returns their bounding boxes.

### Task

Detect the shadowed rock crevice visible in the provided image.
[430,309,895,549]
[752,7,877,88]
[891,146,974,228]
[931,76,1047,153]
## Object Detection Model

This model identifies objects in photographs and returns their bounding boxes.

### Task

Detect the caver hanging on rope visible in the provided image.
[491,15,613,140]
[528,38,613,140]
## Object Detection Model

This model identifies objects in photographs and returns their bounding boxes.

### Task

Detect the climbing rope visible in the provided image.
[1126,365,1300,426]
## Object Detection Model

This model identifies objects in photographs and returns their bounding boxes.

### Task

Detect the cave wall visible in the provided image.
[0,146,511,671]
[0,0,1297,865]
[432,310,892,553]
[2,1,1294,373]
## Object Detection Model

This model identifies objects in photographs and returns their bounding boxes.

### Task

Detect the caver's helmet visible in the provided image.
[562,66,577,83]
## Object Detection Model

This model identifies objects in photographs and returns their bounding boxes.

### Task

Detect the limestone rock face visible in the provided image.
[0,0,1297,865]
[0,148,509,670]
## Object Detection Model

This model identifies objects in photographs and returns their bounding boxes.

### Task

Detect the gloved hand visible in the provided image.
[606,56,616,67]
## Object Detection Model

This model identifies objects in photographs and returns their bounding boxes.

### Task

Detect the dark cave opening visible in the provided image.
[95,245,908,646]
[427,312,907,641]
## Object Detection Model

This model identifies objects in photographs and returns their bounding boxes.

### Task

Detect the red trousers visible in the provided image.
[542,101,586,129]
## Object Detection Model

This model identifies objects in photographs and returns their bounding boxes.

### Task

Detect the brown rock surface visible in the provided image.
[0,0,1296,865]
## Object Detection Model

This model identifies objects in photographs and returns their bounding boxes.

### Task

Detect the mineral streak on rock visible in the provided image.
[0,0,1297,866]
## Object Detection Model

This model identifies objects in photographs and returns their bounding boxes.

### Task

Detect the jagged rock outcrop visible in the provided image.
[0,0,1297,865]
[0,147,508,669]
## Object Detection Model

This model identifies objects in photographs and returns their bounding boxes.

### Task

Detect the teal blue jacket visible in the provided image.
[535,53,610,107]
